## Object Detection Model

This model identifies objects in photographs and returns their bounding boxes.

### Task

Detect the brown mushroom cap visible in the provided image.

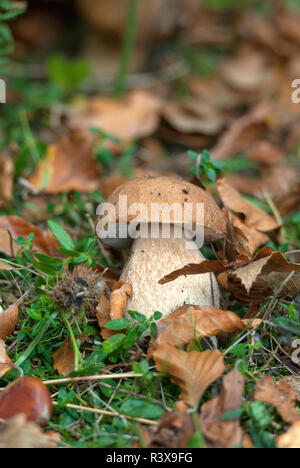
[97,176,226,247]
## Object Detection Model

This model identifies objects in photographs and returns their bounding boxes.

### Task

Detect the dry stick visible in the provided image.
[43,372,147,385]
[52,402,158,426]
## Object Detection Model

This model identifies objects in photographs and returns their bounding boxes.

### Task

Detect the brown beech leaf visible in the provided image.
[254,375,300,424]
[0,339,14,378]
[153,344,225,407]
[96,280,132,339]
[223,209,269,259]
[220,50,268,93]
[277,421,300,449]
[141,412,195,449]
[0,155,14,207]
[52,335,89,376]
[199,369,244,448]
[277,182,300,217]
[162,100,224,136]
[0,299,21,341]
[248,140,285,167]
[68,90,162,147]
[217,177,279,232]
[0,415,54,449]
[225,167,298,207]
[28,131,100,193]
[283,377,300,401]
[155,305,260,348]
[218,248,300,303]
[159,259,226,285]
[211,104,271,161]
[0,215,59,256]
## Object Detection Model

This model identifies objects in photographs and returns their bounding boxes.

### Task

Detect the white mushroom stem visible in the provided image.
[120,227,220,319]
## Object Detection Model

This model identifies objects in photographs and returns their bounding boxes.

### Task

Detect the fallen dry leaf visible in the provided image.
[277,421,300,449]
[154,305,260,348]
[223,209,269,259]
[217,177,279,232]
[96,280,132,339]
[199,369,244,448]
[225,166,298,204]
[220,49,269,93]
[153,344,225,407]
[0,215,59,256]
[28,131,100,193]
[0,299,21,341]
[52,335,89,376]
[142,411,195,449]
[283,377,300,401]
[163,100,224,136]
[0,155,14,207]
[0,415,54,449]
[159,259,227,285]
[248,140,285,166]
[218,247,300,303]
[254,375,300,424]
[0,339,14,378]
[211,104,271,161]
[68,90,162,147]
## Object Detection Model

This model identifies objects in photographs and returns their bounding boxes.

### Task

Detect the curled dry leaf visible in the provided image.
[28,131,100,193]
[155,305,260,348]
[277,421,300,449]
[0,415,54,449]
[153,344,225,407]
[223,209,269,259]
[52,335,89,376]
[0,215,59,256]
[68,90,162,147]
[159,259,227,285]
[0,299,20,341]
[96,280,132,339]
[217,177,279,232]
[218,247,300,303]
[254,375,300,424]
[0,339,14,378]
[199,369,244,448]
[211,104,271,161]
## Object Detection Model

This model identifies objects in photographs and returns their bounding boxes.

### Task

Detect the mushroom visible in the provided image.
[97,176,226,319]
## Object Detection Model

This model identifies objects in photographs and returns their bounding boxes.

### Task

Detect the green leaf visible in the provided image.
[221,408,243,421]
[120,399,164,420]
[250,401,271,429]
[201,149,211,164]
[103,334,125,354]
[207,168,217,182]
[104,318,131,330]
[128,310,147,323]
[47,220,75,250]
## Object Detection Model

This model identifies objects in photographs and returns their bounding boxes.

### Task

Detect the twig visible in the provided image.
[52,402,158,426]
[43,372,150,385]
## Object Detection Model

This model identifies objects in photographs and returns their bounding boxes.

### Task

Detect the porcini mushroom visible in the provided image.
[97,176,226,319]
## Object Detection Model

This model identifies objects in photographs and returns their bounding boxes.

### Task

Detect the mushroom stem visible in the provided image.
[120,228,220,319]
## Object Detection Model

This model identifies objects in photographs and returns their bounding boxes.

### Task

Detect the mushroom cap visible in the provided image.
[97,176,226,248]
